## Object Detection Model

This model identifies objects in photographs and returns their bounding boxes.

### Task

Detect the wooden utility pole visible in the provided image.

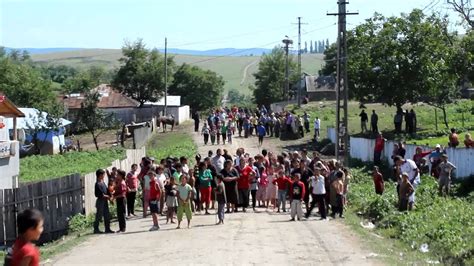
[294,17,307,107]
[282,37,293,103]
[164,37,168,116]
[328,1,358,166]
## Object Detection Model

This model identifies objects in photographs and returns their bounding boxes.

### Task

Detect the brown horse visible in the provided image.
[159,115,176,132]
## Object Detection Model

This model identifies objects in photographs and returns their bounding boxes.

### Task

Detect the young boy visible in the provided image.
[306,167,327,220]
[438,154,456,197]
[93,169,113,234]
[399,173,414,211]
[214,174,227,225]
[273,170,291,212]
[177,175,193,229]
[331,171,345,219]
[11,209,44,266]
[113,170,127,233]
[372,166,384,195]
[148,169,162,231]
[289,173,305,221]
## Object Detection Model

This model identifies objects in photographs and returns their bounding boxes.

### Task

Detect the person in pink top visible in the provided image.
[126,164,139,217]
[255,155,268,207]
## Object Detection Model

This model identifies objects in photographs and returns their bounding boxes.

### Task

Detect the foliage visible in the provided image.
[41,65,78,84]
[348,169,474,264]
[169,63,225,111]
[26,104,65,154]
[0,54,56,110]
[252,47,298,108]
[20,148,125,182]
[62,66,109,94]
[227,89,255,108]
[77,91,120,150]
[68,213,95,233]
[112,39,175,106]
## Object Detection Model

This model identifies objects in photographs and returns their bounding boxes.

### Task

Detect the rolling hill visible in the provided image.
[31,49,325,95]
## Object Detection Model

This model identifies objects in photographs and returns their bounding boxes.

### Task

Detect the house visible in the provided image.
[0,95,25,189]
[5,108,72,155]
[60,84,190,126]
[303,75,336,101]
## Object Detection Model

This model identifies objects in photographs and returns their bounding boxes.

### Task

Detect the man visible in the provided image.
[371,110,378,134]
[306,167,327,220]
[374,132,386,165]
[313,117,321,140]
[429,144,444,178]
[289,173,305,221]
[303,112,311,133]
[176,175,193,229]
[93,169,113,234]
[437,154,456,197]
[359,110,368,133]
[192,110,200,132]
[394,156,420,210]
[212,149,226,172]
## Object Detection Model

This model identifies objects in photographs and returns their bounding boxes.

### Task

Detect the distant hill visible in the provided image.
[7,47,273,56]
[31,49,325,95]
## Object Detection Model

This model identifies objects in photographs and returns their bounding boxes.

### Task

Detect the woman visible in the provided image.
[220,160,240,213]
[126,164,139,217]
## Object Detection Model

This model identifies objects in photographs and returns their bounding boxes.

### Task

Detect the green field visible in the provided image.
[31,49,324,95]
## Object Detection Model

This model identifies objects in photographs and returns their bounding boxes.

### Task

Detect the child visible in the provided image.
[11,209,43,266]
[164,176,178,224]
[177,175,193,229]
[266,165,277,210]
[221,122,227,145]
[214,174,227,225]
[210,126,217,145]
[198,162,213,215]
[289,173,305,221]
[201,122,210,145]
[372,166,384,195]
[216,121,221,145]
[114,170,127,232]
[227,120,234,144]
[399,173,414,211]
[149,169,162,231]
[273,169,291,212]
[93,169,112,234]
[126,164,139,217]
[306,167,327,220]
[330,171,344,219]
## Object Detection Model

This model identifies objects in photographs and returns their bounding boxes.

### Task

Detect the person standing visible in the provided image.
[371,110,378,134]
[313,117,321,140]
[394,156,420,210]
[126,164,138,217]
[192,110,200,132]
[359,110,368,133]
[221,160,240,213]
[148,170,162,231]
[289,173,305,221]
[237,159,253,212]
[429,144,444,178]
[374,132,386,165]
[198,162,213,215]
[113,170,127,233]
[257,122,266,147]
[164,176,178,224]
[398,173,414,211]
[273,169,291,212]
[215,174,227,225]
[306,167,327,220]
[437,154,456,197]
[11,209,44,266]
[372,166,384,195]
[201,122,210,145]
[303,112,311,133]
[176,175,193,229]
[330,171,345,218]
[93,169,112,234]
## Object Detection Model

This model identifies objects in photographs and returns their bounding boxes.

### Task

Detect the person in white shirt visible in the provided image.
[180,156,190,175]
[305,167,327,220]
[394,156,420,210]
[212,149,226,172]
[313,117,321,140]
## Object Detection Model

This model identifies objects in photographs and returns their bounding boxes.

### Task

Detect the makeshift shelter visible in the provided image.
[0,95,25,189]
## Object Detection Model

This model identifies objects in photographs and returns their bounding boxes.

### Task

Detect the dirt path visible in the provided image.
[50,130,382,265]
[240,59,258,85]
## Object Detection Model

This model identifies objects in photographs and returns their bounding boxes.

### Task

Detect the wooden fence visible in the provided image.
[0,147,146,246]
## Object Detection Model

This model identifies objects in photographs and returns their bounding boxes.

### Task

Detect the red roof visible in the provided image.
[60,84,139,110]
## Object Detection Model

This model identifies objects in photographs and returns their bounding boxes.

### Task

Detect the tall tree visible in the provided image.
[310,41,313,53]
[112,39,174,106]
[252,47,297,107]
[168,64,224,111]
[447,0,473,29]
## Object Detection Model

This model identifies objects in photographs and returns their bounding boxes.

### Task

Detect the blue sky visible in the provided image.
[1,0,461,50]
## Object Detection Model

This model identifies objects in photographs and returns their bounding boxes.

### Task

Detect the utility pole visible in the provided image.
[328,1,358,166]
[164,37,168,116]
[294,17,307,107]
[282,37,293,103]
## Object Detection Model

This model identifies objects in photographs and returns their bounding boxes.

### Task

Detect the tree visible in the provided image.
[310,41,313,53]
[447,0,473,29]
[252,47,297,107]
[168,63,225,111]
[112,39,174,106]
[62,66,108,94]
[304,41,308,53]
[77,91,119,150]
[26,104,65,154]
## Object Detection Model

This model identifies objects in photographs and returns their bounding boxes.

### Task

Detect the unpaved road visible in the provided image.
[50,131,382,265]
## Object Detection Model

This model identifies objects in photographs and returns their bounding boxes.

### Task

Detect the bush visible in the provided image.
[68,214,94,233]
[349,170,474,264]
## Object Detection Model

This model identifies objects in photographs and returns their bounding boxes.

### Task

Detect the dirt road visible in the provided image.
[50,131,381,265]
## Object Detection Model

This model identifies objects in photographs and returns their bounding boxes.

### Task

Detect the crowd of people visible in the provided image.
[193,106,322,146]
[91,147,355,234]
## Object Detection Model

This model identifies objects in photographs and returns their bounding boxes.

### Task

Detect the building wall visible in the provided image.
[0,141,19,189]
[307,91,336,101]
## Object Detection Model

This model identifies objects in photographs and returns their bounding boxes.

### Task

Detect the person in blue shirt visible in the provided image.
[429,144,444,178]
[257,122,266,147]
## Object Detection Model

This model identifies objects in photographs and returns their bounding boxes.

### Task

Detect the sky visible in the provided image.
[0,0,463,50]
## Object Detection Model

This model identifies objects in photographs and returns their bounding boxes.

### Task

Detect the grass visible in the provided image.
[19,147,125,183]
[290,100,474,145]
[31,49,324,95]
[146,129,197,162]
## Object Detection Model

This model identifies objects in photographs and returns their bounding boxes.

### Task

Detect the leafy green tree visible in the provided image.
[77,91,119,150]
[252,47,297,107]
[27,104,65,154]
[112,39,174,106]
[169,63,225,111]
[62,66,108,94]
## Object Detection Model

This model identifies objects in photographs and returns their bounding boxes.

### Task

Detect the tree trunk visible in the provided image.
[91,132,100,151]
[441,106,449,129]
